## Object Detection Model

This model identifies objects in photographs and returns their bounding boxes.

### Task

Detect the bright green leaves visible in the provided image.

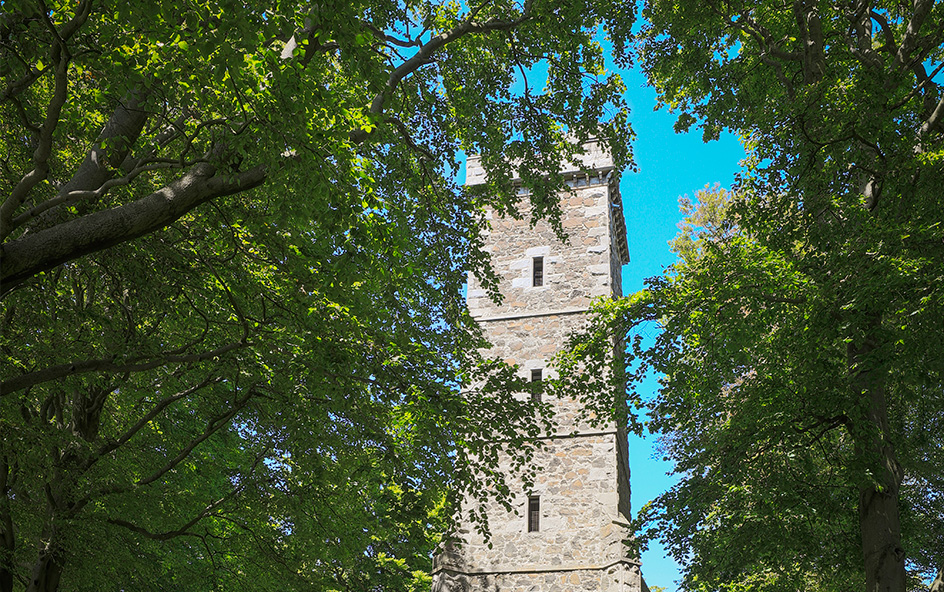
[1,0,645,589]
[571,156,943,588]
[598,192,860,590]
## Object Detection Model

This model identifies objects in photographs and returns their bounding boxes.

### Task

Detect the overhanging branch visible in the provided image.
[107,486,239,541]
[86,374,222,470]
[0,161,267,296]
[0,341,245,396]
[93,385,257,502]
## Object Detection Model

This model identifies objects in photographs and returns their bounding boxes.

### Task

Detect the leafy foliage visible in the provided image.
[0,1,635,590]
[579,184,944,592]
[616,2,944,589]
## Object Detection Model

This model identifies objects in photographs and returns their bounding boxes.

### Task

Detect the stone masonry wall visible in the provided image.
[479,313,610,433]
[433,146,641,592]
[466,181,620,319]
[450,434,627,566]
[433,563,646,592]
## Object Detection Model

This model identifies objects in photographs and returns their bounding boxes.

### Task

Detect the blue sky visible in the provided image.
[614,58,746,590]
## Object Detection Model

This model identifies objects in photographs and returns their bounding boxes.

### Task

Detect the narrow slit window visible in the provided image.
[531,369,543,403]
[532,256,544,287]
[528,496,540,532]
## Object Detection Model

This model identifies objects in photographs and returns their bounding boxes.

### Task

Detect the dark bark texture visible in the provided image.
[850,333,906,592]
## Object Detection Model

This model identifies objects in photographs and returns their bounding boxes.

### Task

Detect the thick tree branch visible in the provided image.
[107,518,202,541]
[896,0,935,69]
[362,22,422,48]
[17,88,153,232]
[869,9,898,55]
[0,161,267,295]
[69,382,118,442]
[791,413,849,439]
[1,0,95,242]
[918,95,944,139]
[1,44,70,239]
[97,386,256,497]
[794,0,826,84]
[11,159,185,230]
[847,1,884,71]
[0,0,88,101]
[929,567,943,592]
[0,341,244,396]
[0,65,47,104]
[33,0,92,46]
[1,0,94,238]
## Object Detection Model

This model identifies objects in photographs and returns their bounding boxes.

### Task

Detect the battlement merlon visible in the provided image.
[465,138,616,183]
[465,139,629,265]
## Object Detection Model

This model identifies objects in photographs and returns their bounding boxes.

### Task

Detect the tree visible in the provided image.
[582,182,943,591]
[0,1,635,590]
[618,2,944,590]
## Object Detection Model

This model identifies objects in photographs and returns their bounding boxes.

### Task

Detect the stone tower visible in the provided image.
[432,141,646,592]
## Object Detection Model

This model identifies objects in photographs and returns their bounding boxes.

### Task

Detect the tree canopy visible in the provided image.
[575,1,944,590]
[602,186,943,591]
[0,1,635,590]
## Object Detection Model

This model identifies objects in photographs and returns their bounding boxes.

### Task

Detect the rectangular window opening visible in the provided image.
[528,496,540,532]
[530,369,543,403]
[532,256,544,287]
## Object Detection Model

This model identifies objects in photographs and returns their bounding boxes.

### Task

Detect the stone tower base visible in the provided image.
[432,559,647,592]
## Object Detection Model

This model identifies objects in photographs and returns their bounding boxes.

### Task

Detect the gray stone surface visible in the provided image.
[432,148,644,592]
[466,183,624,319]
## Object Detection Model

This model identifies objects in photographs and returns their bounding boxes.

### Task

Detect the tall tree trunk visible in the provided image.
[850,327,906,592]
[929,567,943,592]
[1,457,14,592]
[0,515,12,592]
[0,562,11,592]
[24,543,63,592]
[0,565,10,592]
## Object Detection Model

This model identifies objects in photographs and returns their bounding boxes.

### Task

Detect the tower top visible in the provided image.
[465,139,629,265]
[465,138,617,183]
